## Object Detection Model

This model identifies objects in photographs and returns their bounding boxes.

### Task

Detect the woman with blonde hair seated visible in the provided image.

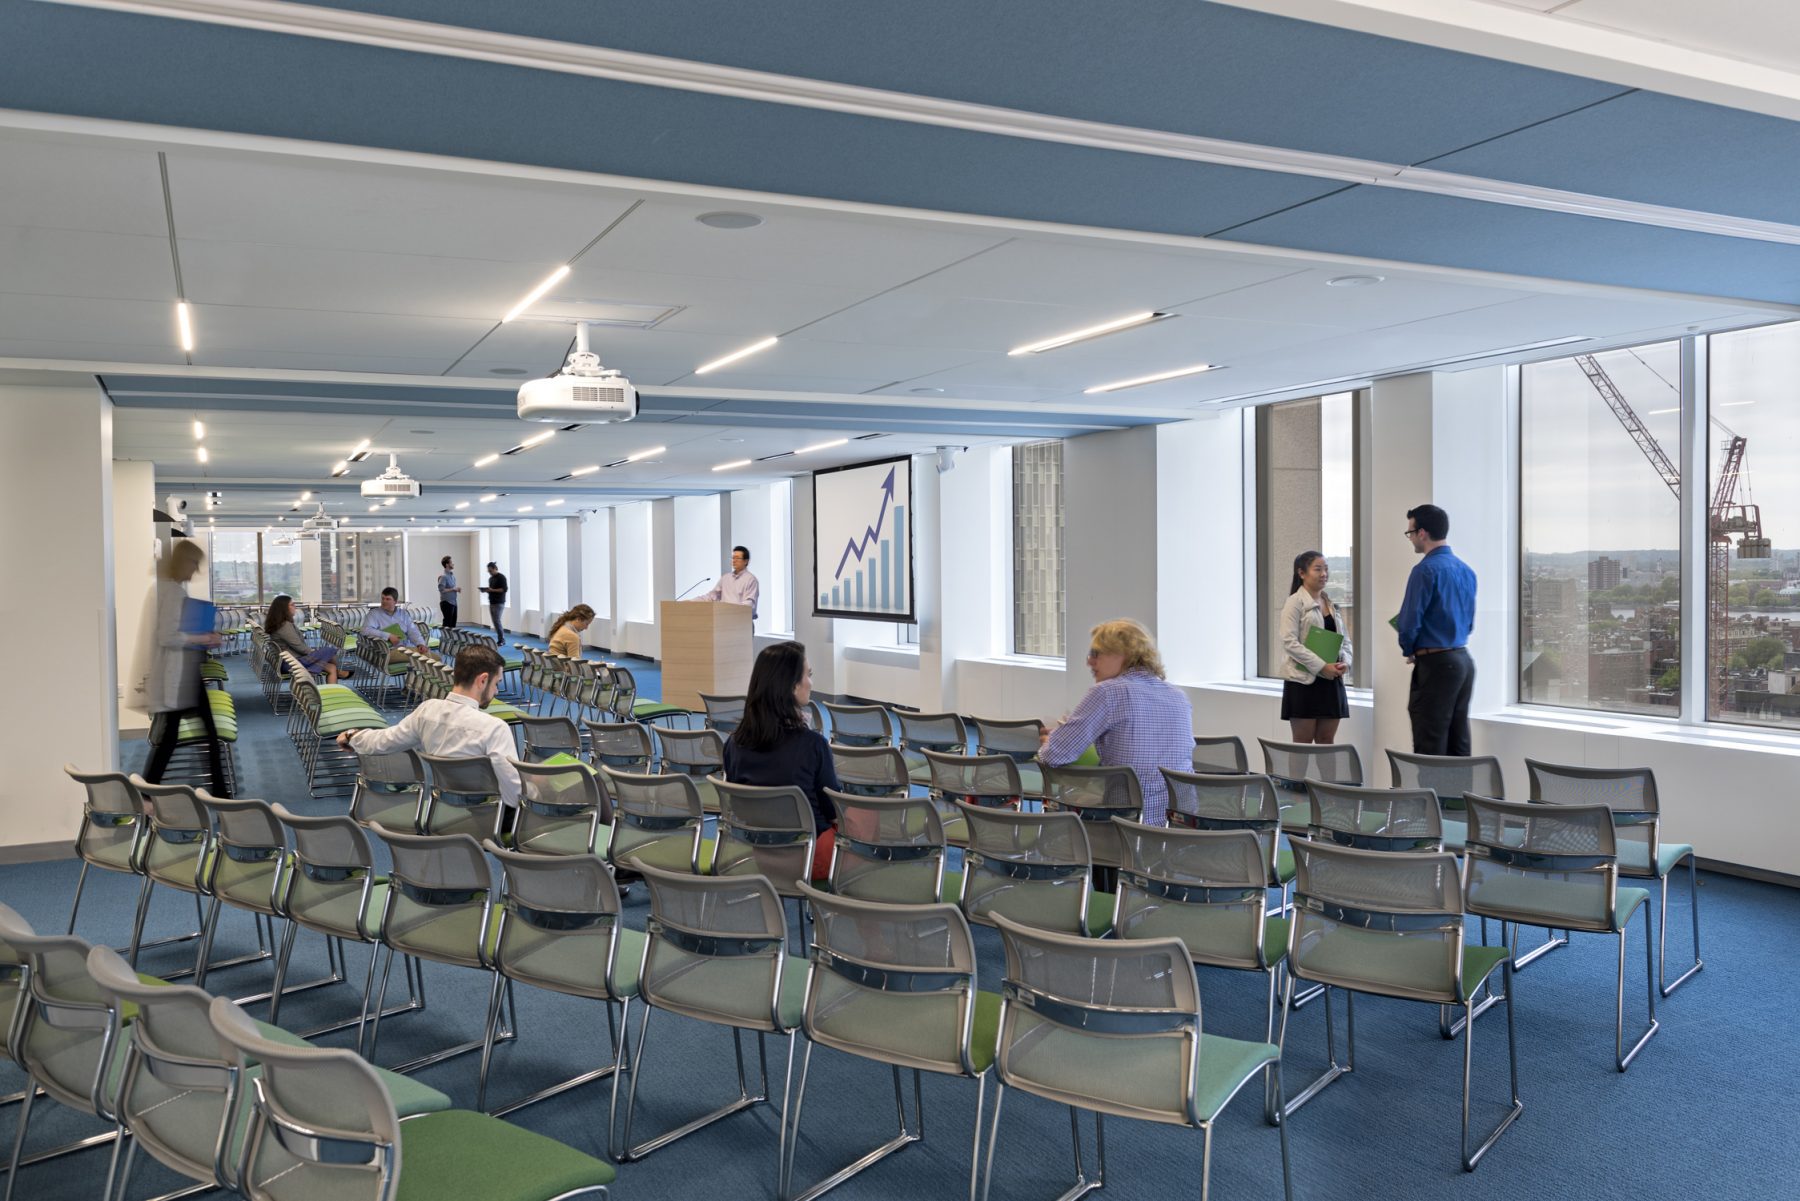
[545,604,595,659]
[1038,618,1192,827]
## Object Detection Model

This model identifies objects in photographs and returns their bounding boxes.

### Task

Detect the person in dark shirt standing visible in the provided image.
[1397,503,1478,755]
[479,561,509,645]
[722,640,841,881]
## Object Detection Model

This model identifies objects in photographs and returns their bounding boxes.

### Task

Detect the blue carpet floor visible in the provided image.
[2,643,1797,1201]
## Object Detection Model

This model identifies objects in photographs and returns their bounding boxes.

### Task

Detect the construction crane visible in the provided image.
[1574,353,1769,709]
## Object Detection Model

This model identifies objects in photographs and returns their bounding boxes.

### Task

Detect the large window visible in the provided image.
[1520,343,1681,715]
[208,531,262,602]
[1708,324,1798,728]
[336,532,405,604]
[1012,440,1065,658]
[1255,393,1361,685]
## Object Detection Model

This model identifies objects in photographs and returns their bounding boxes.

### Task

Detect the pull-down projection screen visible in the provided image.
[813,455,914,623]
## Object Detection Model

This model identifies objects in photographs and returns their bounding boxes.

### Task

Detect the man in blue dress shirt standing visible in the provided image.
[1397,504,1478,755]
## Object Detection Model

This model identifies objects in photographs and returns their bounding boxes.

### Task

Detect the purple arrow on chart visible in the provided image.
[835,466,897,580]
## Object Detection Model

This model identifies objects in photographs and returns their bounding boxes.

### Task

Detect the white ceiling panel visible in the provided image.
[0,293,184,346]
[581,199,1004,290]
[0,227,178,301]
[899,239,1306,307]
[0,136,168,237]
[864,381,1076,404]
[797,294,1108,354]
[168,151,636,262]
[693,338,981,384]
[190,304,495,359]
[0,338,185,366]
[547,265,868,336]
[1175,269,1538,330]
[189,348,465,375]
[1508,0,1800,75]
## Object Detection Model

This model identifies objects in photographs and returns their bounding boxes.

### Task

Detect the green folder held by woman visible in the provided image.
[1303,625,1345,665]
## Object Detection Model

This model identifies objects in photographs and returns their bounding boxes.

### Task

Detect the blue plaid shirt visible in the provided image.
[1040,669,1193,826]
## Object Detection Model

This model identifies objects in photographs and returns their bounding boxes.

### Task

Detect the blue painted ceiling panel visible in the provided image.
[1222,187,1800,305]
[1421,91,1800,228]
[0,2,1341,238]
[286,0,1629,165]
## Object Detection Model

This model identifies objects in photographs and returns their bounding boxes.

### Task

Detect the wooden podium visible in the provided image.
[660,600,754,712]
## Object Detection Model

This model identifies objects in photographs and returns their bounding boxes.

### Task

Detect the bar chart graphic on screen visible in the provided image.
[813,456,914,622]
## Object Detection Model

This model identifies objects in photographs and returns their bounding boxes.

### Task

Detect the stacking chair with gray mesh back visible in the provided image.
[616,866,805,1165]
[62,766,200,956]
[207,996,616,1201]
[712,781,817,944]
[417,753,507,840]
[1160,769,1295,901]
[266,806,421,1043]
[826,790,949,905]
[783,883,998,1201]
[1111,820,1290,1056]
[1278,839,1521,1171]
[1039,763,1143,889]
[612,665,694,727]
[1304,781,1445,853]
[1526,760,1700,997]
[348,749,424,834]
[829,745,912,798]
[517,714,582,763]
[970,717,1046,799]
[601,767,708,876]
[984,915,1292,1201]
[897,711,968,783]
[698,693,746,737]
[922,749,1024,839]
[364,828,514,1077]
[584,719,655,772]
[193,793,313,1000]
[130,778,273,982]
[653,725,726,813]
[1386,750,1506,853]
[0,914,127,1201]
[801,700,826,734]
[821,701,895,749]
[511,758,611,858]
[1462,795,1659,1071]
[1257,739,1363,833]
[476,847,642,1118]
[956,803,1107,937]
[1191,734,1250,774]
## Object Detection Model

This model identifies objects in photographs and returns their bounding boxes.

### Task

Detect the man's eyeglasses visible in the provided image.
[1403,527,1421,537]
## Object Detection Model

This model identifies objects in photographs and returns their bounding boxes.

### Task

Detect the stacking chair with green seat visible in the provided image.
[969,717,1046,800]
[615,866,804,1165]
[349,750,426,834]
[364,828,514,1077]
[820,701,894,749]
[600,768,708,876]
[85,945,451,1201]
[828,745,912,799]
[956,803,1106,937]
[1386,750,1506,853]
[611,665,693,726]
[825,790,949,905]
[896,712,968,784]
[1525,760,1701,996]
[782,883,999,1201]
[208,996,615,1201]
[1277,839,1521,1171]
[511,759,611,858]
[1257,739,1363,833]
[1304,781,1445,853]
[63,767,191,954]
[475,848,640,1118]
[984,915,1292,1201]
[1111,820,1290,1055]
[921,749,1023,844]
[417,753,507,840]
[266,807,421,1043]
[1462,795,1659,1071]
[192,793,307,1002]
[1039,762,1143,891]
[1191,734,1249,774]
[583,719,654,772]
[801,700,826,734]
[712,781,818,943]
[518,714,582,763]
[1159,769,1295,908]
[653,725,726,813]
[128,778,272,982]
[290,675,388,798]
[698,693,746,737]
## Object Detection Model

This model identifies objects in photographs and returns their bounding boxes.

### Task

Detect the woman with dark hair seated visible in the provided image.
[265,594,348,684]
[722,639,841,881]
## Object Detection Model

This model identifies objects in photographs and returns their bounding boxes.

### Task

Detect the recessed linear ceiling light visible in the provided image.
[299,491,311,502]
[1326,275,1385,288]
[348,439,373,462]
[368,503,380,512]
[546,499,564,507]
[196,447,209,463]
[796,438,849,455]
[502,264,571,323]
[713,459,753,472]
[192,420,204,439]
[474,453,500,467]
[383,497,397,507]
[1084,363,1219,394]
[176,302,195,353]
[569,465,601,477]
[1008,311,1168,356]
[626,445,666,463]
[517,505,535,513]
[464,517,476,524]
[454,501,470,510]
[910,387,946,395]
[697,211,763,229]
[479,493,499,503]
[1719,401,1756,408]
[489,367,529,376]
[695,336,779,375]
[330,461,349,477]
[522,429,557,449]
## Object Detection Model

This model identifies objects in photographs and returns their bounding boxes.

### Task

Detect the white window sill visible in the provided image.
[1477,705,1800,756]
[965,654,1067,671]
[844,645,920,668]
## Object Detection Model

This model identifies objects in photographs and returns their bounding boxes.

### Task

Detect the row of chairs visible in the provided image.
[277,656,389,796]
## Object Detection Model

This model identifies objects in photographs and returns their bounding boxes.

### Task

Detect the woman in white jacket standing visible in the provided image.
[1277,550,1352,744]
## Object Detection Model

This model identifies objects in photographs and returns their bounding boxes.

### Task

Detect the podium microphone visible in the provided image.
[674,578,714,601]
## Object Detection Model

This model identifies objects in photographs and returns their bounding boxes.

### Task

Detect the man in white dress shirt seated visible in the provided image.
[699,544,759,619]
[336,643,521,809]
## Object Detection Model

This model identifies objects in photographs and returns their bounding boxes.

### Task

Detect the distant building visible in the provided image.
[1588,556,1623,591]
[1587,648,1642,703]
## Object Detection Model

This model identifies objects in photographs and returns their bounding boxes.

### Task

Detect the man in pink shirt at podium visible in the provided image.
[700,545,760,619]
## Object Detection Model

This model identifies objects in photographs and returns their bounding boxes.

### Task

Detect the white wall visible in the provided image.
[403,533,478,623]
[112,460,157,726]
[579,508,613,648]
[540,517,570,624]
[674,493,724,600]
[514,521,541,632]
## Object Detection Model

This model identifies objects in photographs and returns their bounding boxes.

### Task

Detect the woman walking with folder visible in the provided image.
[1278,550,1351,744]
